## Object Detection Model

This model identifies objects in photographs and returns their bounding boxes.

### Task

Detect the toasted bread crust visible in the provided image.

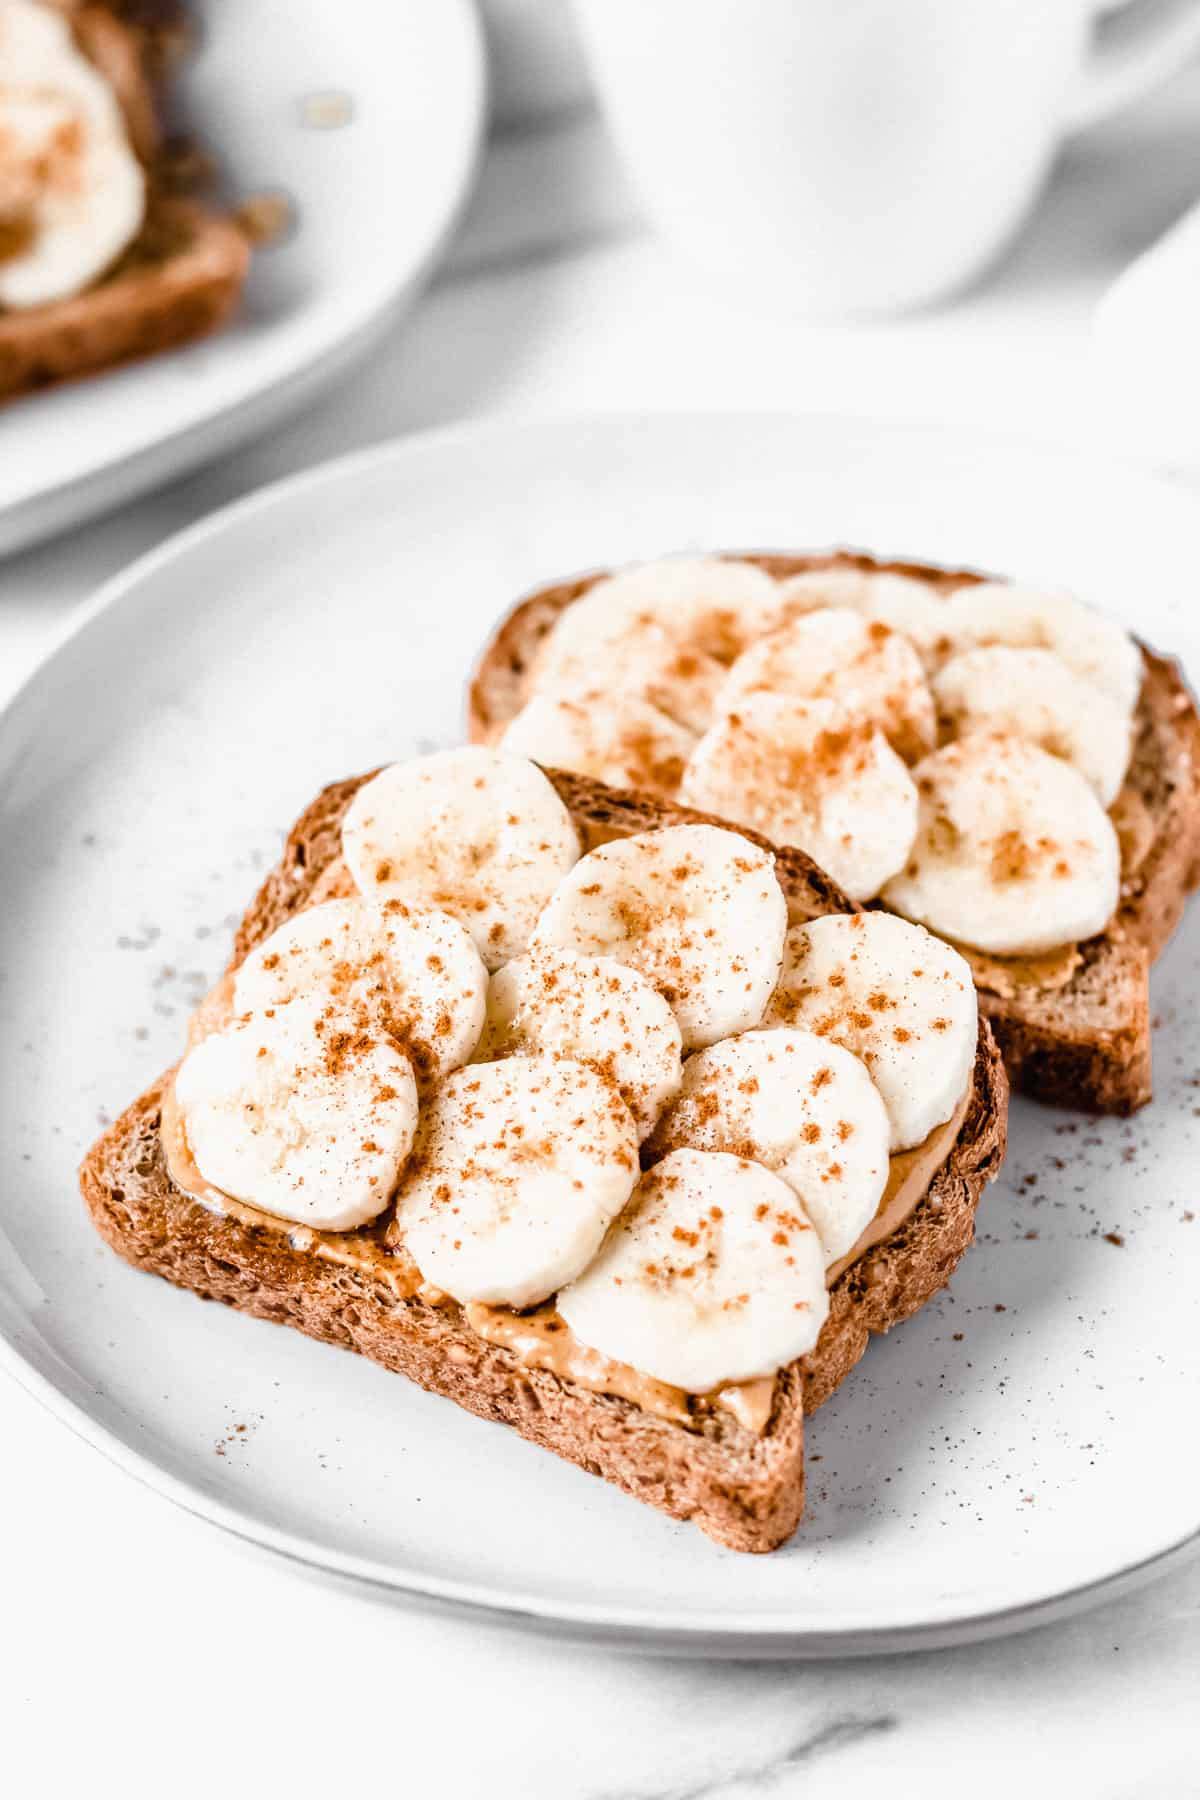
[0,199,249,397]
[70,3,162,161]
[466,552,1200,1113]
[0,5,250,400]
[80,769,1007,1552]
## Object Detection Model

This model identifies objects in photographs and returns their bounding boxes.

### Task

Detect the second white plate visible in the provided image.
[1,413,1198,1653]
[0,0,484,555]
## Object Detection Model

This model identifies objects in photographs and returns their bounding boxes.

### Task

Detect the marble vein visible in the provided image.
[596,1714,899,1800]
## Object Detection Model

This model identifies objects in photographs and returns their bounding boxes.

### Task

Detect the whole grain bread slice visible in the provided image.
[0,3,251,401]
[467,553,1200,1114]
[80,768,1007,1552]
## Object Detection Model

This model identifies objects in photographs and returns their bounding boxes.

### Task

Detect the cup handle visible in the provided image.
[1066,0,1200,130]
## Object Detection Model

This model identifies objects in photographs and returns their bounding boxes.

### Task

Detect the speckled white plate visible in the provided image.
[0,0,484,556]
[1,413,1198,1656]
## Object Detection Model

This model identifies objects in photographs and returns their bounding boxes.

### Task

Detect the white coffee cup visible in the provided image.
[570,0,1200,315]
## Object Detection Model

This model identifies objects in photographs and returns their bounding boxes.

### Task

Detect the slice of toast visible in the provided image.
[467,553,1200,1114]
[0,3,250,400]
[79,768,1008,1552]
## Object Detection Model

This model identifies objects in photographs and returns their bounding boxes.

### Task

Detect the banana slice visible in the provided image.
[941,582,1144,715]
[680,694,918,902]
[234,896,487,1088]
[883,736,1121,956]
[173,999,418,1231]
[719,608,936,763]
[498,689,695,798]
[764,914,977,1151]
[531,558,782,732]
[529,823,787,1050]
[480,948,683,1141]
[395,1056,639,1307]
[649,1028,890,1263]
[558,1149,829,1391]
[532,620,723,737]
[933,646,1133,805]
[774,567,889,615]
[341,749,580,972]
[0,0,145,309]
[777,568,955,669]
[572,556,784,662]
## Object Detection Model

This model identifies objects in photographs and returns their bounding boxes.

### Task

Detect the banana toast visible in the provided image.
[468,553,1200,1114]
[0,2,250,400]
[80,767,1007,1553]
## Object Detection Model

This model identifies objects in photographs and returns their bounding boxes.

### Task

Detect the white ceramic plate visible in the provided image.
[2,413,1198,1656]
[0,0,484,556]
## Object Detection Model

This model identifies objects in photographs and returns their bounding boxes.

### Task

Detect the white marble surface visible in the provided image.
[4,20,1200,1791]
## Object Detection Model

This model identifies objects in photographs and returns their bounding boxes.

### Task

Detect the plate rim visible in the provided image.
[0,0,487,555]
[3,408,1198,1653]
[3,1321,1196,1655]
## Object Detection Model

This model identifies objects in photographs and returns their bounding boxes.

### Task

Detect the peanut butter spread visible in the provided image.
[824,1081,969,1283]
[159,1083,423,1300]
[957,940,1082,999]
[957,755,1151,994]
[463,1299,695,1427]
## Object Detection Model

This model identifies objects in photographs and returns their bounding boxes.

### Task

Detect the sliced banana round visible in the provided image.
[173,999,418,1231]
[341,748,580,972]
[774,567,889,615]
[233,896,487,1088]
[529,823,787,1050]
[649,1028,890,1263]
[558,1149,829,1392]
[532,617,723,738]
[531,558,782,732]
[764,914,977,1152]
[883,736,1121,956]
[777,568,955,669]
[498,688,695,798]
[0,0,146,309]
[719,608,936,763]
[583,556,784,661]
[680,693,918,902]
[941,582,1144,715]
[480,948,683,1141]
[933,645,1133,806]
[395,1056,639,1308]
